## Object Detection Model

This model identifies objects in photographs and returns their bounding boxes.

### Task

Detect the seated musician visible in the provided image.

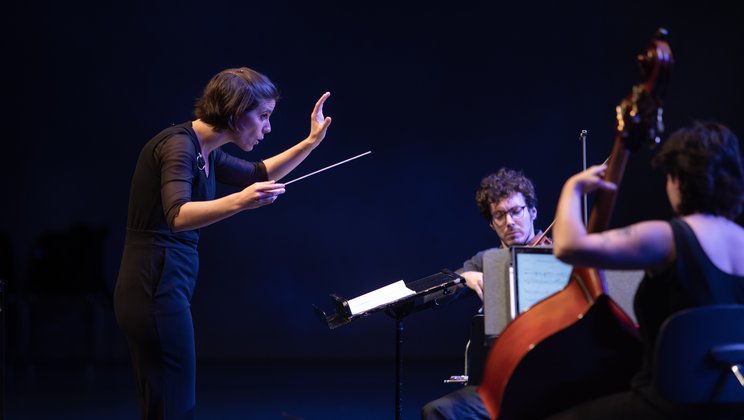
[547,121,744,419]
[421,167,550,420]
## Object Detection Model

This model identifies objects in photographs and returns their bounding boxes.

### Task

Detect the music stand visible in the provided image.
[314,269,463,420]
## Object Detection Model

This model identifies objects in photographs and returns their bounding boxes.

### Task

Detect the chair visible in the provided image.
[654,304,744,404]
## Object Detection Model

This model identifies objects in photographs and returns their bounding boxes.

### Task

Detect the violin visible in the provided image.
[477,29,673,420]
[527,225,553,246]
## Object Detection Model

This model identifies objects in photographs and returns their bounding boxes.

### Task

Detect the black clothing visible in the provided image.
[547,218,744,420]
[114,122,267,419]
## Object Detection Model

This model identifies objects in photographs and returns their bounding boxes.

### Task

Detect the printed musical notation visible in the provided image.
[515,254,572,313]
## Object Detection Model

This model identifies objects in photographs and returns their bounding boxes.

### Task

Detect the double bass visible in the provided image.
[478,29,673,419]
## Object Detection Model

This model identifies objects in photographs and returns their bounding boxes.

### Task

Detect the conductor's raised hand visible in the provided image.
[307,92,332,148]
[239,181,286,210]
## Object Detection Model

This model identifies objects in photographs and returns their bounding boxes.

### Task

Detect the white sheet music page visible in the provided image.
[346,280,416,316]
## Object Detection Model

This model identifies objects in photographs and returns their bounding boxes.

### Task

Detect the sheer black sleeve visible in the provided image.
[213,148,268,187]
[155,134,196,229]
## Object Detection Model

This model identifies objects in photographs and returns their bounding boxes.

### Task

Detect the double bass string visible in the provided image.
[284,150,372,185]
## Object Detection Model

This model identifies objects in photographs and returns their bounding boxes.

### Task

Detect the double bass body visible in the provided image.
[478,269,642,419]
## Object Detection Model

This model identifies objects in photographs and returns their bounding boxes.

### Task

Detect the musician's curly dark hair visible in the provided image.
[194,67,280,133]
[652,121,744,219]
[476,168,538,222]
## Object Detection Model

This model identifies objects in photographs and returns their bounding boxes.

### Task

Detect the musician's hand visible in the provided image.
[307,92,332,148]
[568,164,617,195]
[461,271,484,301]
[238,181,285,210]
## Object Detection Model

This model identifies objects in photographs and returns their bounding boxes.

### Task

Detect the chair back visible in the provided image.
[654,304,744,403]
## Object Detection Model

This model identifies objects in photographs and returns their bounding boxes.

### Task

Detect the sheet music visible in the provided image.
[515,254,572,313]
[346,280,416,316]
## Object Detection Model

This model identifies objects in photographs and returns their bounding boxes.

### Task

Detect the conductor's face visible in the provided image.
[234,99,276,152]
[489,192,537,247]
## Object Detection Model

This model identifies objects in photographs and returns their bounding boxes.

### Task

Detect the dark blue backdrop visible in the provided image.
[5,1,744,364]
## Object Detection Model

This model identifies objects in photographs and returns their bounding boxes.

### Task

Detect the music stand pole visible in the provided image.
[1,279,5,420]
[395,316,403,420]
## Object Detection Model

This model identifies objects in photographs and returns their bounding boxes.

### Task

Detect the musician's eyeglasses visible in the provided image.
[491,205,527,226]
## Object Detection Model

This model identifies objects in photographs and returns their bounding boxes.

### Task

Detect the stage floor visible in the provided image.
[6,358,468,420]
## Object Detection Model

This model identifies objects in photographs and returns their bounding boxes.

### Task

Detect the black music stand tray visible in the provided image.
[313,269,463,420]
